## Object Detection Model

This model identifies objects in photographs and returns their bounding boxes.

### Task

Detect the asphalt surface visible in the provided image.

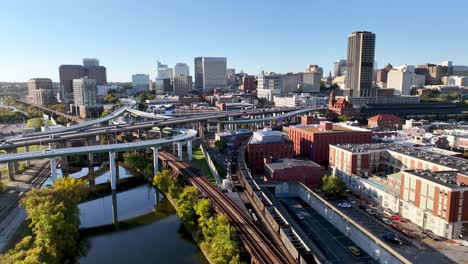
[329,199,459,264]
[280,197,377,264]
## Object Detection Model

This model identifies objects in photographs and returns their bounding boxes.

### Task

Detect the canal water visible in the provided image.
[45,166,207,264]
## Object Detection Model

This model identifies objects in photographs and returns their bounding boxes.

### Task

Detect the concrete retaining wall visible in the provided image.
[275,182,411,264]
[199,143,222,185]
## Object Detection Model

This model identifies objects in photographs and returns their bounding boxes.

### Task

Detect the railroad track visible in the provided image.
[158,151,291,264]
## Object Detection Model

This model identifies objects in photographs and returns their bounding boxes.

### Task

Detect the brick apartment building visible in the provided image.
[288,121,372,165]
[329,143,468,238]
[246,128,294,173]
[264,158,324,188]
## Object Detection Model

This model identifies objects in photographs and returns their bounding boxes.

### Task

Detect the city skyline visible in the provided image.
[1,0,468,82]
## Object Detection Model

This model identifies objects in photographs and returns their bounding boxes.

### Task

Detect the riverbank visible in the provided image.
[158,188,214,264]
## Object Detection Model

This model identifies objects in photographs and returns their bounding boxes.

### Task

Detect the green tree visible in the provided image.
[104,94,119,104]
[27,106,42,118]
[176,186,199,230]
[321,175,346,196]
[123,152,150,174]
[201,214,240,264]
[26,118,44,130]
[3,96,16,106]
[153,169,175,194]
[100,109,112,117]
[195,198,212,227]
[2,178,89,263]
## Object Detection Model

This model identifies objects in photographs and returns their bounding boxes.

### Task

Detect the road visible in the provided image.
[0,129,197,163]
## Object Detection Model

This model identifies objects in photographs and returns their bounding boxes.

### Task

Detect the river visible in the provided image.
[57,166,208,263]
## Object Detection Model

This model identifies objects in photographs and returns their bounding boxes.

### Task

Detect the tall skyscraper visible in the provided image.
[345,31,376,97]
[194,57,227,91]
[132,74,150,94]
[174,63,190,76]
[28,78,55,105]
[334,59,347,77]
[27,78,53,97]
[227,68,236,87]
[59,58,106,104]
[73,77,97,107]
[83,58,100,67]
[85,65,107,85]
[59,65,86,104]
[157,61,173,78]
[172,75,193,95]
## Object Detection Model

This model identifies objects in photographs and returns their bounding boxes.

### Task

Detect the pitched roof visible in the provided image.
[368,114,402,122]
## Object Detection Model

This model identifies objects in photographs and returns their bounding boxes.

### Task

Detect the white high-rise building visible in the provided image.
[174,63,190,76]
[256,72,282,101]
[302,65,323,93]
[387,65,425,95]
[194,57,227,91]
[444,76,468,87]
[157,61,173,78]
[73,77,97,106]
[132,74,150,94]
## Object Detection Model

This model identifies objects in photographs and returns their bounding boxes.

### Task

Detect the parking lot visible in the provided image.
[327,197,459,263]
[279,197,377,264]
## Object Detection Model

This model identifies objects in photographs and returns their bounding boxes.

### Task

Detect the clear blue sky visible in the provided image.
[1,0,467,82]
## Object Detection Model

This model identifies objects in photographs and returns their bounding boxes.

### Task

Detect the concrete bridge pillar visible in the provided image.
[50,157,57,181]
[177,142,183,160]
[217,121,222,133]
[86,137,95,176]
[59,141,70,177]
[187,140,192,161]
[7,148,19,174]
[109,152,117,190]
[111,190,118,227]
[25,146,30,167]
[152,146,159,177]
[7,162,14,181]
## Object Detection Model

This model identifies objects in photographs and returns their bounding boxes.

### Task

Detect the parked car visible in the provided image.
[382,232,403,245]
[382,218,393,225]
[401,230,416,239]
[383,209,394,216]
[338,203,352,208]
[347,246,361,256]
[365,209,376,216]
[392,215,404,222]
[391,224,403,232]
[425,231,441,241]
[462,241,468,247]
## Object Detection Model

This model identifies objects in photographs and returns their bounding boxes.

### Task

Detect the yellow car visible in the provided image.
[348,246,361,256]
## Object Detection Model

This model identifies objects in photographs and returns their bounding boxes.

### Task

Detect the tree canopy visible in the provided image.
[321,175,346,196]
[1,178,89,263]
[26,118,44,130]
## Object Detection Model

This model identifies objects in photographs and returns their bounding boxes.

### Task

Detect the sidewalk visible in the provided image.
[0,160,50,252]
